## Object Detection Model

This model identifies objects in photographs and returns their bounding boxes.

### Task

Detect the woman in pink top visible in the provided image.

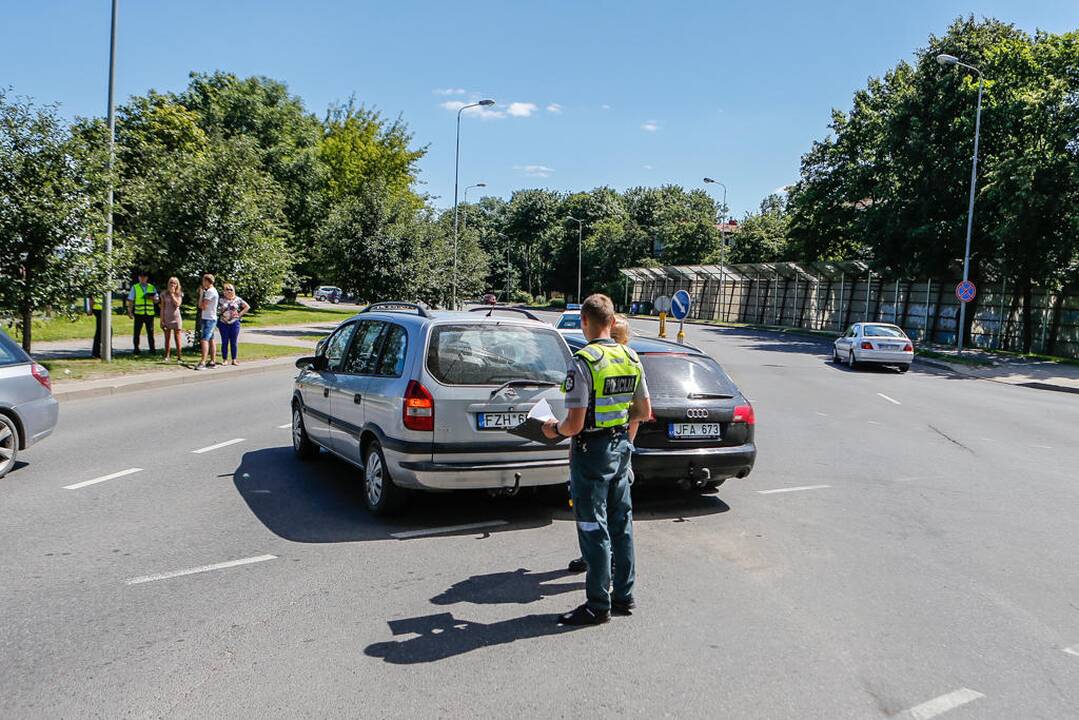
[160,277,184,362]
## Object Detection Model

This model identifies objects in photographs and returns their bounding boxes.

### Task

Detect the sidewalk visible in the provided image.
[628,313,1079,395]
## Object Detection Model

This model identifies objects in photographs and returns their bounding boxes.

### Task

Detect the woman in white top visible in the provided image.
[216,283,250,365]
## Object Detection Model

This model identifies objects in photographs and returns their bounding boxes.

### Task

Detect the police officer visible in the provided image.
[544,294,651,626]
[127,272,158,355]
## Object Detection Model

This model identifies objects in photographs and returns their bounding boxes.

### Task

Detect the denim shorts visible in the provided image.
[198,318,217,341]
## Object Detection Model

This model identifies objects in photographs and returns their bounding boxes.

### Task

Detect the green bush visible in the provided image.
[548,297,566,309]
[510,290,532,304]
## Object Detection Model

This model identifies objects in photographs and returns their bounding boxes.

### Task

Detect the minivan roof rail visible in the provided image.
[360,301,432,318]
[468,307,541,321]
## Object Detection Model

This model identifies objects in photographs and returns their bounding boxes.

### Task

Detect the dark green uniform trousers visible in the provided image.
[570,430,635,611]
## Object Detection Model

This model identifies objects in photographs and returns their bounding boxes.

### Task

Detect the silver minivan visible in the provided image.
[0,329,59,479]
[291,303,572,514]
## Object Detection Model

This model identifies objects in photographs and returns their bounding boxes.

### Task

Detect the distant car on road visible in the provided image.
[0,330,58,479]
[314,286,342,303]
[563,333,756,491]
[555,310,581,332]
[832,322,914,372]
[291,303,574,514]
[482,293,498,305]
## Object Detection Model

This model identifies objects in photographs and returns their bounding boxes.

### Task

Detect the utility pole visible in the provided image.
[102,0,118,362]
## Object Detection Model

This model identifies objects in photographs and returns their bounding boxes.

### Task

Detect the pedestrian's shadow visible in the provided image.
[364,611,581,664]
[430,568,584,606]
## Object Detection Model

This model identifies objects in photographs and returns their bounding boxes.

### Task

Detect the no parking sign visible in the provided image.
[955,280,977,303]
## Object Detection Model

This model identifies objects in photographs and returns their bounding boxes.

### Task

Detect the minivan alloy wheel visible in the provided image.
[366,450,384,507]
[0,416,18,478]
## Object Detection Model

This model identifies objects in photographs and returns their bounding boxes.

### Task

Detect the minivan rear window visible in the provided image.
[640,353,738,399]
[427,324,570,386]
[0,329,30,366]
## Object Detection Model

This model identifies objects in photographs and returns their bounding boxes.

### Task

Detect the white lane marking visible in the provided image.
[191,438,245,454]
[391,520,509,539]
[277,423,292,429]
[64,467,143,490]
[815,411,829,417]
[1032,444,1053,450]
[867,420,882,425]
[1062,644,1079,657]
[895,688,984,720]
[877,392,902,405]
[126,554,277,585]
[756,484,831,495]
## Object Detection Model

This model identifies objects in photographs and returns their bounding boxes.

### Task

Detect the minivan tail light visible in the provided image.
[732,404,755,425]
[861,341,873,350]
[31,363,52,393]
[403,380,434,431]
[903,343,913,352]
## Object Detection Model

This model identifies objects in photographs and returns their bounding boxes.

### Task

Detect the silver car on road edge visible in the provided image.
[0,329,59,479]
[833,322,914,372]
[291,302,573,515]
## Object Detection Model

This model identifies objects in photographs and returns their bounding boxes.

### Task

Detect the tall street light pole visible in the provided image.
[703,177,727,218]
[461,182,486,235]
[566,216,584,303]
[452,99,495,309]
[937,53,984,354]
[102,0,119,362]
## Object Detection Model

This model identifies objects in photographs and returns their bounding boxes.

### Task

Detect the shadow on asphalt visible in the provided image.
[232,447,730,543]
[364,610,582,664]
[431,568,584,606]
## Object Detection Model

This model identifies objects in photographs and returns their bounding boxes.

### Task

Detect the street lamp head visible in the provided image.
[477,182,487,187]
[703,177,716,183]
[936,54,959,66]
[478,99,495,106]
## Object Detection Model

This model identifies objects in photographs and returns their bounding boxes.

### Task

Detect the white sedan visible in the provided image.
[833,322,914,372]
[555,310,581,332]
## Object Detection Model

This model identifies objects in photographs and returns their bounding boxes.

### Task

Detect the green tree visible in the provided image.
[0,92,114,351]
[725,193,791,263]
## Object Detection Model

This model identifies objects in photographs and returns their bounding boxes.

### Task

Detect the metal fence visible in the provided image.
[619,262,1079,359]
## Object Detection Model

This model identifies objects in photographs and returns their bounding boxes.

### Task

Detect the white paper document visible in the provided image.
[527,398,557,422]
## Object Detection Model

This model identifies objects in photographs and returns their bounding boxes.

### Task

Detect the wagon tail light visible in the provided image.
[903,343,913,352]
[861,341,873,350]
[732,404,755,425]
[31,363,52,393]
[403,380,434,431]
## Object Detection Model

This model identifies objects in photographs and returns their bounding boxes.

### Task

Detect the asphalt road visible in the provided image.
[2,311,1077,719]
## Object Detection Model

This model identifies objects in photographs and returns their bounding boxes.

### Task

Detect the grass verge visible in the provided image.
[9,302,355,345]
[42,343,302,383]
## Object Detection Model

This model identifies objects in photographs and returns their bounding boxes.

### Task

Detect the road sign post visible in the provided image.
[671,290,692,344]
[654,295,672,338]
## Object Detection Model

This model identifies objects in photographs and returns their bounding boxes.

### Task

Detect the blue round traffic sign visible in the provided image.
[671,290,692,320]
[956,280,977,303]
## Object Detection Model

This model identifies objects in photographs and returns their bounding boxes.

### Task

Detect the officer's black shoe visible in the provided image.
[557,604,610,626]
[611,597,636,616]
[567,557,587,573]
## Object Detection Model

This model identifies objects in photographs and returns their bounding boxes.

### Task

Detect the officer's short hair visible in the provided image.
[581,294,615,328]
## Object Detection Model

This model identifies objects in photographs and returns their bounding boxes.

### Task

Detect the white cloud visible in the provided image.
[546,103,562,114]
[643,164,654,170]
[440,100,505,119]
[641,120,659,132]
[514,164,554,178]
[433,88,467,96]
[601,104,611,110]
[773,184,792,195]
[506,102,538,117]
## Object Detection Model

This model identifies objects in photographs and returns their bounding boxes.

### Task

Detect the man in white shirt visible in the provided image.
[196,273,219,370]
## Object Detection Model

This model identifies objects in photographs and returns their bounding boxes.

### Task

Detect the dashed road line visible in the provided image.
[278,423,292,429]
[1063,644,1079,657]
[64,467,143,490]
[867,420,882,425]
[877,392,902,405]
[1031,444,1053,450]
[815,411,829,417]
[191,438,245,454]
[126,554,277,585]
[391,520,509,539]
[756,484,831,495]
[894,688,984,719]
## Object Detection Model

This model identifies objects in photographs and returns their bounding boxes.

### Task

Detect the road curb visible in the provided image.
[52,356,300,402]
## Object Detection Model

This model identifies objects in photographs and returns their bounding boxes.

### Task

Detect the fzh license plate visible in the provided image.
[478,412,528,430]
[668,422,722,439]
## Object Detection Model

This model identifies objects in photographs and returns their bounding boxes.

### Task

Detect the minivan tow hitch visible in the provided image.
[489,472,522,498]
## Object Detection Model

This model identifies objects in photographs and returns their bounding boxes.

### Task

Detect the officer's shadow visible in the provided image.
[364,568,586,664]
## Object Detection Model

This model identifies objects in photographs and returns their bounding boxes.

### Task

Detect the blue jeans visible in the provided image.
[569,431,635,612]
[218,320,240,360]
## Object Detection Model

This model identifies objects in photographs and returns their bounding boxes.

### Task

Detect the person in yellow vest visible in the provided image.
[126,272,159,355]
[544,294,651,626]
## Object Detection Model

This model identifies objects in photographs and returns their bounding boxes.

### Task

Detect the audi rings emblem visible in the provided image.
[686,408,709,419]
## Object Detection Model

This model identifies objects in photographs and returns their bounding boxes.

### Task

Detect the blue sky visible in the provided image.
[3,1,1075,217]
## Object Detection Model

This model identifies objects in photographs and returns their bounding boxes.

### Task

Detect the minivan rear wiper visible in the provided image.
[687,392,734,399]
[490,379,559,398]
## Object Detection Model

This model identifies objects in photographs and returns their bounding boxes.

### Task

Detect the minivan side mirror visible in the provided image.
[296,355,328,371]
